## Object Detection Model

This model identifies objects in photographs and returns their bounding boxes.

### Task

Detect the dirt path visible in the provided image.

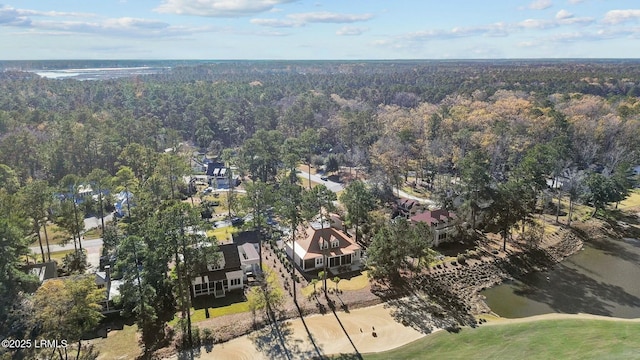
[172,302,428,360]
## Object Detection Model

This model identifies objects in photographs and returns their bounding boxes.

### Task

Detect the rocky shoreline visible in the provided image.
[413,227,585,326]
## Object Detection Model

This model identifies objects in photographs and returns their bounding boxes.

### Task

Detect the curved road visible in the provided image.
[298,170,435,206]
[298,170,345,193]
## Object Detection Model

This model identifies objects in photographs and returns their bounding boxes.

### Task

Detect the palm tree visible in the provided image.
[310,278,319,297]
[333,276,341,294]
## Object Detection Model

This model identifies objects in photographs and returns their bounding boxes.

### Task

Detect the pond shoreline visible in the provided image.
[414,225,585,325]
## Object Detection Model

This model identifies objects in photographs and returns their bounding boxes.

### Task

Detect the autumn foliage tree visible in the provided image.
[33,276,104,360]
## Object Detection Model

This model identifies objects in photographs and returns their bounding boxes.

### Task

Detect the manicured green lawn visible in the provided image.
[170,295,251,326]
[361,319,640,360]
[206,225,237,242]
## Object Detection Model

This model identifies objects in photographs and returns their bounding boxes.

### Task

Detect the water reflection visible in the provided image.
[482,237,640,319]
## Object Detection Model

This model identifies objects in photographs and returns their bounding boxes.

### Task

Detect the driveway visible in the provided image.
[298,170,345,193]
[84,213,114,232]
[395,188,436,206]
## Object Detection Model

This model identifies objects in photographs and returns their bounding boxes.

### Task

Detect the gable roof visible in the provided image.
[232,230,261,245]
[397,198,419,209]
[218,243,241,270]
[293,225,360,260]
[195,243,241,282]
[206,161,226,177]
[410,209,456,225]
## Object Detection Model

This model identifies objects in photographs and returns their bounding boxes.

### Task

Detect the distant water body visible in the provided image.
[31,66,169,80]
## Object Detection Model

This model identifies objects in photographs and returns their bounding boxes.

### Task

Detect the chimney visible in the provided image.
[104,265,112,301]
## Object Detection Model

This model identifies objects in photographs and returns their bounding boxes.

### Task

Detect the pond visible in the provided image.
[481,236,640,318]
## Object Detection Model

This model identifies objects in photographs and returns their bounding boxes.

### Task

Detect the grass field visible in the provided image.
[301,271,370,297]
[83,227,103,239]
[619,189,640,209]
[361,319,640,360]
[206,225,237,242]
[30,223,70,247]
[93,323,141,360]
[169,297,251,326]
[48,249,77,263]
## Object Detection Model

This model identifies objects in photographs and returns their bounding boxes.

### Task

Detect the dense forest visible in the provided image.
[1,60,639,358]
[1,60,639,183]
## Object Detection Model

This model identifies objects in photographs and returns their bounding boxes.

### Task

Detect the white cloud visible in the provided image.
[154,0,299,17]
[30,17,207,38]
[568,0,584,4]
[556,9,572,20]
[0,5,95,27]
[518,19,554,29]
[252,11,374,28]
[0,6,95,30]
[15,8,96,18]
[336,26,368,36]
[250,18,298,27]
[603,9,640,25]
[287,12,373,23]
[529,0,553,10]
[558,16,593,25]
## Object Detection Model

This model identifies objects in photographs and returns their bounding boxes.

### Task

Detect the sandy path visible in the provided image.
[186,303,427,360]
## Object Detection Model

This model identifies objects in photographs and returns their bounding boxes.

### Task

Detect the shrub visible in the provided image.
[457,254,467,265]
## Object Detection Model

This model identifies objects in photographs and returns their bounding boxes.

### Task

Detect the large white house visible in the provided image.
[191,243,244,298]
[285,221,362,273]
[191,231,261,298]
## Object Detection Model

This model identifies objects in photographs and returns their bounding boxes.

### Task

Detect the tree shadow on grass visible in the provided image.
[191,290,246,310]
[384,294,459,335]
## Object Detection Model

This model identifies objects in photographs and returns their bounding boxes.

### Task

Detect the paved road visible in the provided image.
[30,237,103,271]
[83,213,113,232]
[298,170,345,193]
[299,170,437,207]
[395,188,436,206]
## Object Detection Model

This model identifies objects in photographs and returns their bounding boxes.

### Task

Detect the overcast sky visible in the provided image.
[1,0,639,60]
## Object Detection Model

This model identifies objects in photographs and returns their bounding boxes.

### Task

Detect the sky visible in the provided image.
[1,0,639,60]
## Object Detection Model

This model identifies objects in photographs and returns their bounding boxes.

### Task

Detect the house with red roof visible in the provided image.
[285,221,362,273]
[410,209,457,246]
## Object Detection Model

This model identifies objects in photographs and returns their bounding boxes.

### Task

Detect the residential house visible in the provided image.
[190,230,263,298]
[95,265,123,314]
[206,161,230,188]
[410,209,457,246]
[396,198,424,217]
[284,221,362,273]
[114,190,134,217]
[191,243,244,298]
